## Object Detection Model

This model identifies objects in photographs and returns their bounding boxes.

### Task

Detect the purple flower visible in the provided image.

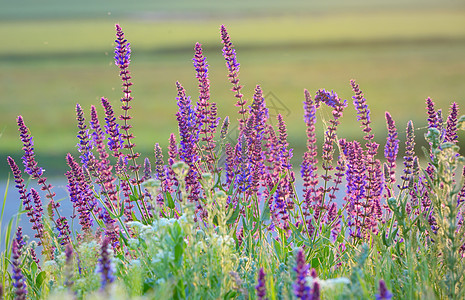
[426,97,438,129]
[384,112,399,184]
[115,24,140,173]
[11,239,27,300]
[17,116,57,204]
[193,43,218,170]
[76,103,94,167]
[7,156,30,211]
[350,80,373,141]
[311,281,320,300]
[256,267,267,300]
[399,120,416,190]
[375,279,393,300]
[294,248,311,300]
[343,141,366,239]
[30,189,45,243]
[445,102,459,143]
[97,237,115,290]
[301,90,319,213]
[66,153,95,232]
[235,135,252,193]
[220,25,246,122]
[175,81,201,205]
[314,89,339,109]
[114,24,131,69]
[17,115,42,178]
[224,143,236,189]
[102,97,123,158]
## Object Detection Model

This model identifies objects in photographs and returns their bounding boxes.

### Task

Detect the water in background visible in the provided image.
[1,174,345,253]
[0,177,71,252]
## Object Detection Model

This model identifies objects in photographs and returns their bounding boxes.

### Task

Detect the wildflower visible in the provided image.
[314,88,339,108]
[193,42,218,169]
[350,80,373,140]
[384,112,399,184]
[115,24,140,173]
[96,237,115,290]
[220,25,246,122]
[445,102,459,143]
[11,239,27,300]
[143,157,152,181]
[66,153,94,232]
[175,81,201,204]
[75,103,94,166]
[312,281,320,300]
[294,248,311,299]
[375,279,393,300]
[400,120,416,190]
[426,97,438,129]
[256,268,267,300]
[101,97,123,158]
[17,115,42,178]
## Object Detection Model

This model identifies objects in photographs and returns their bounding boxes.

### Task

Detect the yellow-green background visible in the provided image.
[1,0,465,176]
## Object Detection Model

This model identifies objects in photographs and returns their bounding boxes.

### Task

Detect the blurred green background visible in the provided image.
[1,0,465,177]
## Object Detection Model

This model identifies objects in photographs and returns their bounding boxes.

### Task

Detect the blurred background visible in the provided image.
[1,0,465,179]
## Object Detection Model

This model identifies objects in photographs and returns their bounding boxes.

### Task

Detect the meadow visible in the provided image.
[1,1,465,299]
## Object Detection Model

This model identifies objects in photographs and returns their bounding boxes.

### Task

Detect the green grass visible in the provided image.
[1,10,465,176]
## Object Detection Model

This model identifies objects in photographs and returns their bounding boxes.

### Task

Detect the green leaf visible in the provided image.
[35,271,46,288]
[165,192,175,209]
[223,290,238,300]
[129,194,139,203]
[260,203,270,222]
[226,205,240,225]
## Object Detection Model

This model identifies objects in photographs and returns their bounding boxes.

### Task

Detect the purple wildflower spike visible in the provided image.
[7,157,46,245]
[175,81,202,211]
[312,281,320,300]
[66,153,94,232]
[314,88,339,108]
[17,115,42,178]
[384,112,399,184]
[102,97,123,158]
[343,141,366,240]
[90,105,121,242]
[247,85,268,194]
[17,116,57,208]
[301,89,319,218]
[350,80,373,141]
[7,156,30,210]
[426,97,438,129]
[76,103,94,167]
[294,248,311,300]
[30,189,45,243]
[143,157,152,181]
[445,102,459,143]
[400,120,416,190]
[115,24,140,174]
[375,279,393,300]
[220,25,246,123]
[97,237,115,291]
[224,143,236,189]
[256,268,267,300]
[29,247,41,270]
[193,42,218,170]
[11,239,27,300]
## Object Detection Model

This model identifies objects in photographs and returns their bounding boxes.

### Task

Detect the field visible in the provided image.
[1,1,465,299]
[1,2,465,176]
